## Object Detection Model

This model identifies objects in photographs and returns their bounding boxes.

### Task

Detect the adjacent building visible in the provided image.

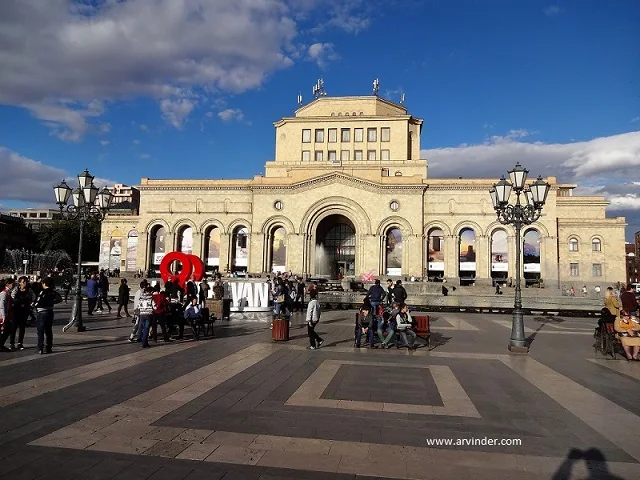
[6,208,62,231]
[100,93,627,288]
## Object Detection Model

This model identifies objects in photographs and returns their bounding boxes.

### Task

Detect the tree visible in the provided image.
[37,218,101,261]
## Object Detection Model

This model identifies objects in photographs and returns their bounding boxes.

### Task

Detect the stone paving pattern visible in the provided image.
[0,302,639,479]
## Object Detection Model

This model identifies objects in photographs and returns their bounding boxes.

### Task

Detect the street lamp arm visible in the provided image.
[496,204,542,227]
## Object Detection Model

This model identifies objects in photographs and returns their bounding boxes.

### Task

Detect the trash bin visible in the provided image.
[272,316,290,341]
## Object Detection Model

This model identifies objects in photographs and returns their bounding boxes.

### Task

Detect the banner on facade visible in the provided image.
[523,230,541,275]
[427,229,444,272]
[207,227,220,267]
[459,262,476,271]
[491,230,508,272]
[99,241,110,270]
[126,230,138,272]
[272,227,286,272]
[386,228,402,275]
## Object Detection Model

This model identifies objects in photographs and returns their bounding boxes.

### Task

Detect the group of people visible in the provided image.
[0,276,62,354]
[603,284,640,360]
[268,275,306,315]
[126,275,216,348]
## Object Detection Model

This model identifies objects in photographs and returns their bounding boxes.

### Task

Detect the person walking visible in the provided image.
[129,280,148,342]
[32,277,62,354]
[0,278,16,352]
[306,289,323,350]
[86,273,99,316]
[62,277,72,304]
[116,278,131,318]
[137,286,156,348]
[10,276,34,351]
[97,271,112,314]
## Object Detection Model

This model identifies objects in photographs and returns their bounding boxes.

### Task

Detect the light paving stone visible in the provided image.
[142,440,193,458]
[176,442,220,461]
[203,431,258,448]
[328,440,371,458]
[204,445,266,465]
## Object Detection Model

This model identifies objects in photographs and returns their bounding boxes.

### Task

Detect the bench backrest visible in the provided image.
[413,315,430,335]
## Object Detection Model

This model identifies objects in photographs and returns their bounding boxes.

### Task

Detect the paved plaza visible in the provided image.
[1,303,639,479]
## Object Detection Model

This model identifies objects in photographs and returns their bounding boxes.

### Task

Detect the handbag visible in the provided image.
[276,294,285,303]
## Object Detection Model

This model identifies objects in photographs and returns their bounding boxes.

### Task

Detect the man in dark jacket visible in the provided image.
[621,284,639,316]
[392,280,407,305]
[366,279,386,318]
[86,273,99,316]
[33,277,62,354]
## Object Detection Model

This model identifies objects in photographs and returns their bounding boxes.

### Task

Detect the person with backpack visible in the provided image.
[306,289,323,349]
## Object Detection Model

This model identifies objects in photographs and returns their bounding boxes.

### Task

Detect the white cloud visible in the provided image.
[308,43,339,69]
[544,5,563,16]
[0,0,300,138]
[100,140,110,146]
[140,124,149,131]
[423,130,640,218]
[632,117,640,123]
[133,139,140,145]
[303,0,372,34]
[217,108,245,123]
[0,146,114,205]
[139,153,151,160]
[160,98,195,129]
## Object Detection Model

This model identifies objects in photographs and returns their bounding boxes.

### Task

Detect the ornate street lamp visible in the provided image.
[54,171,112,332]
[490,163,550,353]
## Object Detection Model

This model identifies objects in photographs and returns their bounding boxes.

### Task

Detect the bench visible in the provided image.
[197,307,215,338]
[412,315,431,349]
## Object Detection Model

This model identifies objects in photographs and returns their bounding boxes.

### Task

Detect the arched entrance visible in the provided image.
[315,214,356,278]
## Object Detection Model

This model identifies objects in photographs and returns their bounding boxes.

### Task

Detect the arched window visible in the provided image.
[427,228,445,277]
[270,227,287,273]
[490,230,508,274]
[592,238,602,252]
[569,238,579,252]
[232,226,248,271]
[177,226,193,254]
[385,228,402,275]
[149,225,166,266]
[458,228,476,276]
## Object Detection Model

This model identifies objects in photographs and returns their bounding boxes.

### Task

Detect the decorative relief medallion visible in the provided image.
[390,200,399,212]
[274,200,283,211]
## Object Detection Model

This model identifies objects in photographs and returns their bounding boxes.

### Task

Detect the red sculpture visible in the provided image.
[159,252,204,289]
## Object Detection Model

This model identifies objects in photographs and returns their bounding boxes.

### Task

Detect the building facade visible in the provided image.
[100,95,626,287]
[6,208,62,231]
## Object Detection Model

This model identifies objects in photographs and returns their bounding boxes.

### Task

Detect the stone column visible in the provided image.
[192,232,203,259]
[249,232,264,274]
[139,231,149,272]
[287,233,305,275]
[219,233,231,273]
[406,233,423,278]
[165,232,176,254]
[444,234,459,281]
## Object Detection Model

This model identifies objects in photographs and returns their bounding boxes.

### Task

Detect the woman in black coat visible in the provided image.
[116,278,131,318]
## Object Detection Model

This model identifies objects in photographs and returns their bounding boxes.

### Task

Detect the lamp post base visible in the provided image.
[508,344,529,354]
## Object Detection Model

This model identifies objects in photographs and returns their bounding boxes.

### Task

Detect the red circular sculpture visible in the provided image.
[159,252,205,289]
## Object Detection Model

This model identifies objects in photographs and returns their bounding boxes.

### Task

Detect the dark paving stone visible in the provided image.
[320,364,444,406]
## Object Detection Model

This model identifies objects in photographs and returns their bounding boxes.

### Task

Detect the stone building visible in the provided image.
[100,94,626,288]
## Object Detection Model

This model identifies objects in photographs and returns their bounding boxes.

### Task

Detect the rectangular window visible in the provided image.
[315,129,324,143]
[328,150,337,161]
[301,150,310,162]
[341,128,351,142]
[381,127,390,142]
[354,128,363,142]
[381,149,390,161]
[314,150,323,162]
[367,128,377,142]
[328,128,337,143]
[39,212,48,218]
[354,150,363,161]
[302,129,311,143]
[569,263,579,277]
[592,263,602,277]
[367,150,376,161]
[341,150,350,161]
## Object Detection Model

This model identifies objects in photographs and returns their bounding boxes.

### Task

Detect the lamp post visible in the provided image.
[54,170,112,332]
[490,163,550,353]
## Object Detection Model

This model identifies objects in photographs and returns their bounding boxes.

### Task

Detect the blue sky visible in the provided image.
[0,0,639,237]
